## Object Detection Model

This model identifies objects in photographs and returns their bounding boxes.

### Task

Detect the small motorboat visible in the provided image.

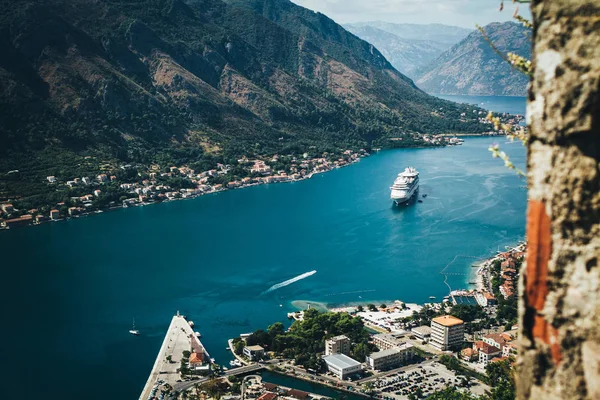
[418,200,423,203]
[129,318,140,336]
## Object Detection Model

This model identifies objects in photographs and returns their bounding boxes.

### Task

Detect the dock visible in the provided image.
[138,312,210,400]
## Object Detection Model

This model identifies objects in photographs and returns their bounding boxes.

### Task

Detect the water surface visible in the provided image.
[1,136,526,400]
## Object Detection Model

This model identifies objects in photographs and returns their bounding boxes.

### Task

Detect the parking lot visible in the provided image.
[370,362,489,399]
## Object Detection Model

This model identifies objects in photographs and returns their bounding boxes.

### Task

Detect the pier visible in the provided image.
[139,312,209,400]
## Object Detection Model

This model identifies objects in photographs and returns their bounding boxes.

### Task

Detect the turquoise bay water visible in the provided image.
[436,94,527,116]
[1,99,526,400]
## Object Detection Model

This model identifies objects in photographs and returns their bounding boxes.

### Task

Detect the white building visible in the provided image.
[372,333,407,351]
[366,344,414,371]
[410,326,432,340]
[479,344,502,365]
[243,345,264,361]
[325,335,350,356]
[430,315,465,351]
[323,354,362,379]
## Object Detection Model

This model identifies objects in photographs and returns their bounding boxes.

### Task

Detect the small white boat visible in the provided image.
[229,359,243,367]
[129,318,140,336]
[429,296,436,299]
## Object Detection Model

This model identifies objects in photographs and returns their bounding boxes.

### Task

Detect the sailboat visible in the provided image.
[129,318,140,336]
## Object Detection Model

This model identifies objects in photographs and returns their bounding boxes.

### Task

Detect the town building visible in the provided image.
[284,389,310,400]
[366,344,414,370]
[430,315,465,351]
[97,174,109,183]
[479,344,502,365]
[82,177,91,185]
[411,326,432,340]
[461,348,479,362]
[4,215,32,228]
[47,176,57,183]
[257,393,278,400]
[323,353,362,380]
[243,345,265,361]
[482,333,509,350]
[372,333,407,350]
[1,204,14,214]
[188,351,209,372]
[325,335,350,356]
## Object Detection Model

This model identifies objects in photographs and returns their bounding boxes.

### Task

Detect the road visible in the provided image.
[173,364,266,392]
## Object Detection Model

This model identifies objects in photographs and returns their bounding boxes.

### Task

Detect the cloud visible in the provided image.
[291,0,528,28]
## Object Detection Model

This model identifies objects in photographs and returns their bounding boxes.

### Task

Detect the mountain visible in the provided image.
[414,21,531,96]
[0,0,486,204]
[343,25,449,77]
[345,22,473,46]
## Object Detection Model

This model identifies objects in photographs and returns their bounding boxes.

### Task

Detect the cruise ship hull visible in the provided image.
[391,186,419,205]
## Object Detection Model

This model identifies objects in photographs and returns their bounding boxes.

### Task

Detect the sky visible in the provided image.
[290,0,529,29]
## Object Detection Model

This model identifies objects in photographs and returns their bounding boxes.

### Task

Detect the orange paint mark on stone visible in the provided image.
[526,199,561,364]
[526,200,552,311]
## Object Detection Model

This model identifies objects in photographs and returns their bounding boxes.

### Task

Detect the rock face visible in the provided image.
[343,23,472,78]
[519,1,600,399]
[343,25,449,78]
[414,21,531,96]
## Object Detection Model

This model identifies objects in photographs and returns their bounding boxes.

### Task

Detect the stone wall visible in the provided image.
[518,1,600,399]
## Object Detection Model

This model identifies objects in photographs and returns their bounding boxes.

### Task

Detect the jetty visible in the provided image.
[138,312,210,400]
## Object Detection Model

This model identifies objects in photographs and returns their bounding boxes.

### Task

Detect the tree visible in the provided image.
[234,340,244,355]
[380,303,387,309]
[352,342,370,362]
[357,305,364,312]
[267,322,285,338]
[367,304,377,311]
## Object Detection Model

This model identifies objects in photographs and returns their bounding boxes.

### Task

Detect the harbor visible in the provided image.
[139,312,210,400]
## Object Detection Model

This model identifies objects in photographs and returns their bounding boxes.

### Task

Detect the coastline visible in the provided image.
[1,131,524,232]
[0,155,363,232]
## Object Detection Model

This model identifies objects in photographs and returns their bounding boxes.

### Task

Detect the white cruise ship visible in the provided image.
[390,167,419,205]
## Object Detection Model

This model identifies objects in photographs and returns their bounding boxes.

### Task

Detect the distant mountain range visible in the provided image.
[0,0,486,204]
[413,21,531,96]
[344,22,472,77]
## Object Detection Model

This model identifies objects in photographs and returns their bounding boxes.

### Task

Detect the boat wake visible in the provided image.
[263,270,317,294]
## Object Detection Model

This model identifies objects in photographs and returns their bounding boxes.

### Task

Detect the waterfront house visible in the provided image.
[1,204,14,214]
[50,210,60,220]
[243,345,265,361]
[284,389,309,400]
[4,215,33,228]
[323,353,362,380]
